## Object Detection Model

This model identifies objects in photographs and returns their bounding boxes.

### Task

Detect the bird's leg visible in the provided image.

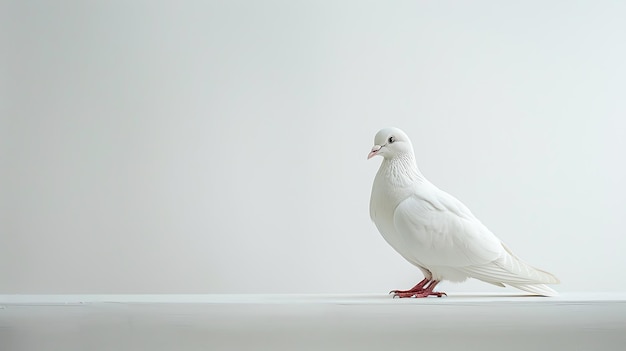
[392,280,447,298]
[389,278,430,296]
[389,277,429,295]
[416,280,446,298]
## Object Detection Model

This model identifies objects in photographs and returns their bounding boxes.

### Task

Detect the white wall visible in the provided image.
[2,0,625,294]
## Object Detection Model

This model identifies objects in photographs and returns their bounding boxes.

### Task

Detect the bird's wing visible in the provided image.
[392,190,504,268]
[393,188,559,285]
[457,242,560,285]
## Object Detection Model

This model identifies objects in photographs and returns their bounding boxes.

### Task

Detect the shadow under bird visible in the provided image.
[368,127,559,298]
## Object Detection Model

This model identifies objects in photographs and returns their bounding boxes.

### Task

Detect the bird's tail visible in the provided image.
[507,283,559,297]
[459,242,560,296]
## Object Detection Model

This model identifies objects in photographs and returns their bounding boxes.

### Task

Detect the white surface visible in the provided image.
[1,294,625,351]
[2,292,624,305]
[2,1,626,294]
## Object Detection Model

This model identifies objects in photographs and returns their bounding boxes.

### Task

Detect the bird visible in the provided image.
[368,127,559,298]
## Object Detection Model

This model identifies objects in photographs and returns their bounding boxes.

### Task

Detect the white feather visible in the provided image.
[369,127,559,296]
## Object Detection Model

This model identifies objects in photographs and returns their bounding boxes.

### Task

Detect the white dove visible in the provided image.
[368,127,559,298]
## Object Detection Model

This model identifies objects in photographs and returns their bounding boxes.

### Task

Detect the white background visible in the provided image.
[1,1,625,294]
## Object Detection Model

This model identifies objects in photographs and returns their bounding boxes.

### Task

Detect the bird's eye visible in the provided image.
[388,136,395,144]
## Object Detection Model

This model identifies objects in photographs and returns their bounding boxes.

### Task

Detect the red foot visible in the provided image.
[392,291,447,298]
[389,277,429,295]
[390,279,446,298]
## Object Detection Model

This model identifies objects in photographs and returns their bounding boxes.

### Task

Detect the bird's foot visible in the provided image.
[392,291,447,298]
[389,278,430,295]
[390,279,446,298]
[389,288,418,295]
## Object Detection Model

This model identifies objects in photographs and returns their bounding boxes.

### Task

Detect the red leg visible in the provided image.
[392,280,447,298]
[389,277,429,295]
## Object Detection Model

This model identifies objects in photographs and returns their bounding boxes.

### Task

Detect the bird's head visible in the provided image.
[367,127,414,160]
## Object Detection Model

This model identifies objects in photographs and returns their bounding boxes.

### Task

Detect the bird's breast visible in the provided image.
[370,172,415,253]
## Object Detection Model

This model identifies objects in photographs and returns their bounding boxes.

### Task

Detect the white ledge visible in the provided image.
[1,292,625,305]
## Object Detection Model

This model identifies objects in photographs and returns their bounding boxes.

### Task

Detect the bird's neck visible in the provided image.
[379,153,425,186]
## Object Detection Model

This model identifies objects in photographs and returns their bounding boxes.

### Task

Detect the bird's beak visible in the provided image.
[368,145,382,159]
